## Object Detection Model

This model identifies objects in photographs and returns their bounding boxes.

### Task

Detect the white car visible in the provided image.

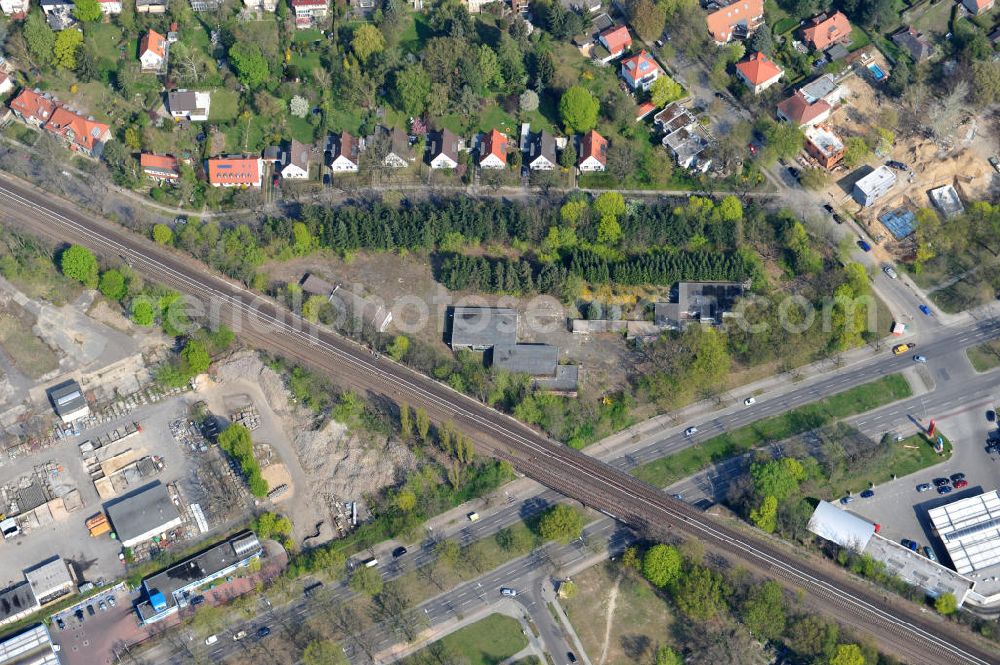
[684,427,698,437]
[500,587,517,597]
[744,397,756,406]
[883,265,898,279]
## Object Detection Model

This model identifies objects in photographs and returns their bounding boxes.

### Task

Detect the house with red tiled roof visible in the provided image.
[10,89,56,127]
[735,52,784,94]
[597,25,631,63]
[578,129,607,172]
[801,12,852,51]
[963,0,994,15]
[290,0,327,28]
[139,29,168,72]
[479,129,508,169]
[777,90,832,128]
[620,50,662,91]
[140,153,180,181]
[207,156,263,187]
[635,101,656,121]
[0,72,13,97]
[706,0,764,45]
[45,106,111,157]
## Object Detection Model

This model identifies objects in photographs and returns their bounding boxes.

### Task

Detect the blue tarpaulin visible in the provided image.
[880,208,916,239]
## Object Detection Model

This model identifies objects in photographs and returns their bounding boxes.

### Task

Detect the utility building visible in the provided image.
[105,482,182,548]
[852,166,896,207]
[47,380,89,424]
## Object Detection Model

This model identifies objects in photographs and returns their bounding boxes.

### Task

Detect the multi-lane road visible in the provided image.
[1,172,998,665]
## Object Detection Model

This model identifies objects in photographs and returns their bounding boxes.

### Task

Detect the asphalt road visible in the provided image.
[0,172,997,665]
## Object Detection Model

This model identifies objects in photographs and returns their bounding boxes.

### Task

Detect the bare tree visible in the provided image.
[928,80,969,141]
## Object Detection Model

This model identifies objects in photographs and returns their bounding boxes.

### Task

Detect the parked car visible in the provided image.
[787,166,801,181]
[857,239,872,252]
[916,483,932,492]
[107,596,116,607]
[500,587,517,597]
[913,355,927,363]
[99,600,107,612]
[392,546,408,558]
[744,397,756,406]
[883,265,898,279]
[954,479,969,489]
[934,478,950,487]
[684,427,698,437]
[901,539,918,551]
[205,635,218,646]
[233,630,247,641]
[832,213,844,224]
[887,160,910,171]
[860,489,875,498]
[55,618,65,630]
[990,156,1000,174]
[567,652,578,663]
[938,485,953,495]
[86,605,95,616]
[988,410,996,422]
[190,595,205,606]
[924,546,938,562]
[840,496,854,504]
[919,304,932,316]
[257,627,271,638]
[823,203,834,214]
[951,473,966,482]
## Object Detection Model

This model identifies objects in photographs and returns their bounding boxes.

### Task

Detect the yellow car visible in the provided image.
[892,343,914,355]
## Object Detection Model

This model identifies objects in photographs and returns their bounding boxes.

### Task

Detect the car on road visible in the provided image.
[392,546,408,558]
[860,489,875,498]
[744,397,756,406]
[916,483,932,492]
[467,511,480,522]
[840,496,854,504]
[887,160,910,171]
[257,627,271,638]
[919,304,932,316]
[951,473,966,482]
[938,485,953,495]
[954,479,969,489]
[924,546,938,562]
[901,539,918,551]
[857,239,872,252]
[567,652,578,663]
[684,427,698,436]
[500,587,517,597]
[892,343,914,355]
[233,630,247,641]
[988,410,996,422]
[883,265,898,279]
[933,477,950,487]
[832,213,844,224]
[913,355,927,363]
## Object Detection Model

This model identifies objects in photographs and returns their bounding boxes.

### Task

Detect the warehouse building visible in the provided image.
[136,531,262,624]
[24,556,75,605]
[449,307,518,351]
[928,490,1000,576]
[807,500,877,552]
[46,380,89,424]
[0,624,60,665]
[0,582,40,628]
[105,482,182,548]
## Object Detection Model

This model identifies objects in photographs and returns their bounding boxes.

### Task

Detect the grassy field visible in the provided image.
[843,433,951,494]
[399,614,528,665]
[632,374,913,488]
[563,562,675,665]
[209,89,241,122]
[0,304,59,379]
[967,340,1000,372]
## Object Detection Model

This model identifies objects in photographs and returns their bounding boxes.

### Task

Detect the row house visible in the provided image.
[207,156,263,187]
[10,89,111,157]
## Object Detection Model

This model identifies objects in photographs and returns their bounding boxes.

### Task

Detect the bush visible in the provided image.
[60,245,99,288]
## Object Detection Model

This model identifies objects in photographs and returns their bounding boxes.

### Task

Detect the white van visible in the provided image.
[205,635,218,645]
[363,558,379,568]
[467,512,480,522]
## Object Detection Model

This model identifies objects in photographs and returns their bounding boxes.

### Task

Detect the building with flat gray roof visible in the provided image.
[929,184,964,218]
[654,281,746,329]
[853,166,896,207]
[0,624,59,665]
[105,482,183,548]
[0,582,39,628]
[136,531,262,624]
[929,490,1000,576]
[23,556,74,605]
[46,380,89,424]
[491,344,579,395]
[449,307,518,351]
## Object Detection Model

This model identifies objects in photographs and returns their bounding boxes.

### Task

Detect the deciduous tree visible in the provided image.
[228,42,269,89]
[559,86,599,133]
[641,544,682,587]
[351,24,385,63]
[350,567,384,596]
[53,29,83,69]
[98,269,127,301]
[73,0,102,21]
[61,244,99,287]
[740,580,786,640]
[537,504,584,543]
[650,74,683,107]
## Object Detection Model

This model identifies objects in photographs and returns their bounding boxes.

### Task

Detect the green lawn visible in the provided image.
[967,340,1000,372]
[326,106,365,134]
[85,23,125,67]
[399,614,528,665]
[632,374,913,488]
[841,433,951,495]
[287,115,317,143]
[292,28,324,43]
[209,89,240,122]
[290,51,322,76]
[399,11,433,55]
[847,26,873,52]
[912,0,956,37]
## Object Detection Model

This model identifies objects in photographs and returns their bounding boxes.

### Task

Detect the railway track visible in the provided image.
[1,173,998,665]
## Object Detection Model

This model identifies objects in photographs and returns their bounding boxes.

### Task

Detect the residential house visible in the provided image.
[97,0,122,14]
[527,130,556,170]
[40,0,75,30]
[329,132,360,172]
[734,52,783,94]
[207,156,263,187]
[139,30,168,73]
[963,0,993,15]
[655,102,712,172]
[635,101,656,121]
[705,0,764,44]
[0,72,13,96]
[479,129,508,169]
[140,153,180,181]
[135,0,168,12]
[189,0,221,10]
[10,89,56,128]
[619,50,662,91]
[853,165,896,207]
[167,90,211,121]
[0,0,29,17]
[803,124,845,169]
[374,125,412,168]
[243,0,277,10]
[280,139,311,179]
[45,106,111,157]
[596,25,631,63]
[577,129,607,172]
[291,0,327,28]
[892,27,932,62]
[428,128,460,169]
[801,11,851,51]
[777,90,831,127]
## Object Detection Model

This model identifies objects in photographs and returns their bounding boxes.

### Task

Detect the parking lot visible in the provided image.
[51,585,150,665]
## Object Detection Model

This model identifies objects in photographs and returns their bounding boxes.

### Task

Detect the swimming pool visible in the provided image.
[867,62,887,81]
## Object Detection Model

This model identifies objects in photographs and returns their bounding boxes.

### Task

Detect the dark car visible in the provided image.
[988,410,996,422]
[938,485,953,495]
[392,546,408,558]
[567,652,578,663]
[823,203,835,214]
[86,605,95,616]
[787,166,801,181]
[257,627,271,638]
[56,617,65,630]
[190,595,205,606]
[954,479,969,489]
[951,473,966,482]
[860,489,875,498]
[916,483,932,492]
[919,304,932,316]
[840,496,854,504]
[75,609,84,622]
[858,239,872,252]
[886,160,910,171]
[832,213,844,224]
[322,173,331,186]
[901,539,918,551]
[924,546,938,562]
[933,477,950,487]
[304,582,324,597]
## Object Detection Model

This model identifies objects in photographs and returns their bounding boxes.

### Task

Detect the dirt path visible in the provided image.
[598,571,623,665]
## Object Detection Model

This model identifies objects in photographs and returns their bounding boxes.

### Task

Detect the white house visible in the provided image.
[527,131,557,170]
[280,139,311,179]
[167,90,211,122]
[479,129,508,169]
[0,72,13,97]
[243,0,277,9]
[577,129,607,172]
[97,0,121,13]
[139,30,167,73]
[619,50,662,91]
[291,0,327,28]
[330,132,360,172]
[734,52,783,95]
[428,128,459,169]
[0,0,30,14]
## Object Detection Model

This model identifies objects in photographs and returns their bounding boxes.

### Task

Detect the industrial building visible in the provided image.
[23,556,75,605]
[0,624,60,665]
[653,281,747,329]
[0,582,40,627]
[105,482,183,548]
[46,380,89,424]
[852,166,897,207]
[928,490,1000,576]
[135,531,262,624]
[490,344,579,395]
[449,307,518,351]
